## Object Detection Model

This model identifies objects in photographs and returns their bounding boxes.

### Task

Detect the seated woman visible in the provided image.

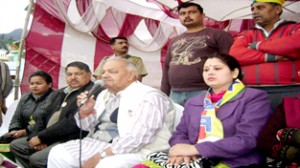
[136,53,272,168]
[7,71,57,140]
[257,94,300,167]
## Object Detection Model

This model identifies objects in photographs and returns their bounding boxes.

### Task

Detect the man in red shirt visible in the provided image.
[230,0,300,110]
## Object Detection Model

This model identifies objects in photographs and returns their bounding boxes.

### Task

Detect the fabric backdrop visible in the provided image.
[21,0,299,93]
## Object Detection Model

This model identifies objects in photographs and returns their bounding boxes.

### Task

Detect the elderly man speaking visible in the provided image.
[48,57,176,168]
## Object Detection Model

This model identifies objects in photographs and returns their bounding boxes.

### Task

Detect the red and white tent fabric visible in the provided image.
[153,0,300,21]
[21,0,300,93]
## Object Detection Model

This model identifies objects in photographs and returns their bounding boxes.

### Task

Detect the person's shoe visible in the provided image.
[267,160,286,168]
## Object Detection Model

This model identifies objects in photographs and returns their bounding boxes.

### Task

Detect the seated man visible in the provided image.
[10,61,103,168]
[257,94,300,167]
[48,57,176,168]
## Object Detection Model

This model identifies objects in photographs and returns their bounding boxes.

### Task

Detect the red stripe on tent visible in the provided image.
[94,40,113,71]
[23,3,65,93]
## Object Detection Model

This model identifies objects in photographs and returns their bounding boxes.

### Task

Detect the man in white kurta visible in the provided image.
[48,57,175,168]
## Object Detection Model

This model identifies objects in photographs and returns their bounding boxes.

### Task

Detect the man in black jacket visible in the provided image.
[10,61,103,168]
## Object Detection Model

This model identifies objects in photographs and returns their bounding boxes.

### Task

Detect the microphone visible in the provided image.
[78,80,104,168]
[79,80,104,107]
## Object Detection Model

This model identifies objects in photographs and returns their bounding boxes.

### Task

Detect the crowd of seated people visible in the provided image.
[2,0,300,167]
[4,57,298,168]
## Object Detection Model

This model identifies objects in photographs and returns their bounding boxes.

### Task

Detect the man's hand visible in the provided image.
[10,129,27,138]
[28,136,42,147]
[82,153,101,168]
[33,143,48,151]
[77,91,96,118]
[276,55,290,61]
[103,147,113,156]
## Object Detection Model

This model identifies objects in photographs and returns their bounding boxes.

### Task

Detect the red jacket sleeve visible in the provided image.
[229,30,267,65]
[256,24,300,59]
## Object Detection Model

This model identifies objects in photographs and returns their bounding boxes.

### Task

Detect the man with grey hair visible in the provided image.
[48,57,176,168]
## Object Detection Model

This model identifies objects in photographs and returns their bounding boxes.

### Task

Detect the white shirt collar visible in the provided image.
[255,19,284,37]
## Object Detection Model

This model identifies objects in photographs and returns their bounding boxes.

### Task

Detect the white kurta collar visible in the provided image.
[255,19,284,37]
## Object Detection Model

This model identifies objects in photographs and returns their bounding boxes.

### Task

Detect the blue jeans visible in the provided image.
[170,90,205,106]
[250,85,300,111]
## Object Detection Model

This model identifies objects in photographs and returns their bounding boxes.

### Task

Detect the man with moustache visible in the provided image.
[230,0,300,110]
[161,2,233,106]
[48,57,176,168]
[10,61,103,168]
[93,36,148,82]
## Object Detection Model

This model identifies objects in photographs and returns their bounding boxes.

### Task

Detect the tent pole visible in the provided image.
[14,0,34,100]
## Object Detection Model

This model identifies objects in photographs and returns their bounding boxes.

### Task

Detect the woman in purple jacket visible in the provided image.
[166,53,272,167]
[138,53,272,168]
[136,53,273,167]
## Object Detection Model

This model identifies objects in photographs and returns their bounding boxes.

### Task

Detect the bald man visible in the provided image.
[48,57,176,168]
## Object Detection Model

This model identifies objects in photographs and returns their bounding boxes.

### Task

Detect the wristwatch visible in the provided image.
[100,151,107,158]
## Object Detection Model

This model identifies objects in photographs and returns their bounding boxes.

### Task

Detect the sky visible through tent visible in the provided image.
[1,0,299,34]
[0,0,159,34]
[0,0,28,34]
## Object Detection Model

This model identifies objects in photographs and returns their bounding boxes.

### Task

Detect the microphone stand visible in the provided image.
[78,96,94,168]
[77,81,104,167]
[78,109,83,168]
[78,99,87,168]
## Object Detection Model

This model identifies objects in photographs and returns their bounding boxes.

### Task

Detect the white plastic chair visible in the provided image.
[172,103,184,132]
[0,100,19,136]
